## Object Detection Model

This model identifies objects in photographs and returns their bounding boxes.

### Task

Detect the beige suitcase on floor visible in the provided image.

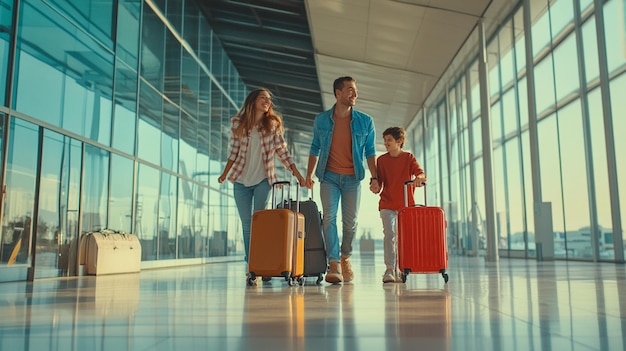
[82,230,142,275]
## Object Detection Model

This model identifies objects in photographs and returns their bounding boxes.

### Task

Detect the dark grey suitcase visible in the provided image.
[282,191,327,284]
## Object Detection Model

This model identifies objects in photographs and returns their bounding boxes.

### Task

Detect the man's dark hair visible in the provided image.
[333,76,355,97]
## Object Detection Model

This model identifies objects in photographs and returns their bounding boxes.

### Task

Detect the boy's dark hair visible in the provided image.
[383,126,406,148]
[333,76,355,97]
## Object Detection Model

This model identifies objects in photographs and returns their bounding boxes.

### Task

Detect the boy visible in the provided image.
[370,127,426,283]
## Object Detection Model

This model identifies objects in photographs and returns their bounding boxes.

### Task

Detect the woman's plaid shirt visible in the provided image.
[226,117,295,185]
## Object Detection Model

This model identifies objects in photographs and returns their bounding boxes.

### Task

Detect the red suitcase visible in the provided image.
[397,181,448,283]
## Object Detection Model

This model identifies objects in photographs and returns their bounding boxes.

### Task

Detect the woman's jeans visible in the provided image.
[380,209,398,269]
[233,180,271,263]
[320,171,361,262]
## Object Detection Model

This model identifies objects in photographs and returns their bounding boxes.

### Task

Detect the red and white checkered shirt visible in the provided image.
[226,117,295,185]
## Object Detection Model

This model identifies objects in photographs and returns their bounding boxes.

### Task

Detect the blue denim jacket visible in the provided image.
[309,105,377,182]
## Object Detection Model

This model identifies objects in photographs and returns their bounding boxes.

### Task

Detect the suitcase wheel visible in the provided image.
[246,273,257,286]
[440,269,449,283]
[282,271,291,283]
[316,274,323,285]
[297,277,304,286]
[401,268,410,283]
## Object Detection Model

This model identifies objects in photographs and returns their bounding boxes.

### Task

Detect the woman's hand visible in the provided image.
[304,176,315,189]
[291,166,307,187]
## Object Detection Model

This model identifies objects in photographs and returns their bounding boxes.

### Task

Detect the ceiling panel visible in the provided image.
[197,0,323,143]
[394,0,491,17]
[307,0,491,152]
[199,0,506,158]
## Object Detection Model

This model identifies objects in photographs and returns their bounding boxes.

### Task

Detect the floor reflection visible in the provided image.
[384,285,451,351]
[0,255,625,351]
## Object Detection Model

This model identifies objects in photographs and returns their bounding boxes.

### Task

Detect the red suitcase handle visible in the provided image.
[404,180,427,207]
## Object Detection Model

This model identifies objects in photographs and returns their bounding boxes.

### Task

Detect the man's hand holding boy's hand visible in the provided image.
[369,178,380,194]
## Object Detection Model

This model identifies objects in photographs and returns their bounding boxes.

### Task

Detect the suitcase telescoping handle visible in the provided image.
[404,180,427,207]
[272,181,299,213]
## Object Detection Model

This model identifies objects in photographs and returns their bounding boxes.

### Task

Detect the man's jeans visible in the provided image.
[233,180,271,263]
[320,171,361,262]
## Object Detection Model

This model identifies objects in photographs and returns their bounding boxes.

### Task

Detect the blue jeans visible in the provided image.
[233,180,271,263]
[320,171,361,262]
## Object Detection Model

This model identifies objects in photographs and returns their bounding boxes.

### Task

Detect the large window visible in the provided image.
[135,163,159,260]
[0,0,13,107]
[82,145,110,233]
[36,131,81,278]
[48,0,114,49]
[1,118,39,266]
[559,100,592,258]
[553,34,580,102]
[582,17,600,83]
[587,88,614,257]
[109,154,134,233]
[603,0,626,74]
[0,0,249,280]
[112,58,138,155]
[116,0,141,70]
[610,73,626,258]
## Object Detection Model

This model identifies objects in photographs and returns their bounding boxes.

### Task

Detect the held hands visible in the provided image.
[304,176,315,189]
[218,174,227,183]
[293,171,306,187]
[369,179,380,194]
[288,165,307,187]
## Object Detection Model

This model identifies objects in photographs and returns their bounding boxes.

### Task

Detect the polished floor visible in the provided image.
[0,253,625,351]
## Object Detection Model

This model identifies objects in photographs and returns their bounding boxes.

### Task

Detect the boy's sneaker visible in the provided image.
[382,269,396,283]
[396,270,405,283]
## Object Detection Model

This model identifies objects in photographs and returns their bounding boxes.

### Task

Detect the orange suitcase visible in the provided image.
[397,181,448,283]
[248,181,305,286]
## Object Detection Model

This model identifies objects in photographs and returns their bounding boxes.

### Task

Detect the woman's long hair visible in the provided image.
[234,88,283,138]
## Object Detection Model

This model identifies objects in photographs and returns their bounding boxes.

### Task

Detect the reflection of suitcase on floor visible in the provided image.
[242,286,305,349]
[385,286,451,350]
[248,181,305,286]
[82,229,142,275]
[397,181,448,283]
[281,188,327,285]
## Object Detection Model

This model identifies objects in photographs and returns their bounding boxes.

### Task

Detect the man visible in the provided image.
[305,76,378,284]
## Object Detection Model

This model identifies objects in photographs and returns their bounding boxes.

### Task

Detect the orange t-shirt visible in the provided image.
[326,115,354,174]
[376,151,424,211]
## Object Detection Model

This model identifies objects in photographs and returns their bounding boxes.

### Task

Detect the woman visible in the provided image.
[217,88,305,283]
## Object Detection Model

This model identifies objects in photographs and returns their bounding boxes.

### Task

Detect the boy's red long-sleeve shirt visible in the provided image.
[376,151,424,211]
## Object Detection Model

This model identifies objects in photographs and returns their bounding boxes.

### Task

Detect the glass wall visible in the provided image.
[407,0,625,262]
[0,0,245,281]
[0,0,13,107]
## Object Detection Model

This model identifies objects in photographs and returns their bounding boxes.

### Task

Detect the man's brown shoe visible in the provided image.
[325,261,343,284]
[341,255,354,282]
